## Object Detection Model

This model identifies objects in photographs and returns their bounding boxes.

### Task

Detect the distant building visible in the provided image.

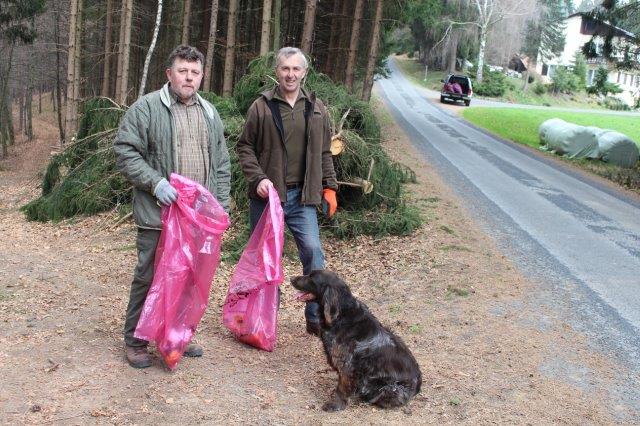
[536,12,640,106]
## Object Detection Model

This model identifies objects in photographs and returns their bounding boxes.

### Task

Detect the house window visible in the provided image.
[548,65,556,78]
[617,72,621,83]
[542,64,549,76]
[587,69,596,85]
[635,75,640,87]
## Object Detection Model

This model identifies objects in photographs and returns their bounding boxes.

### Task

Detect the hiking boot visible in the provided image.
[183,343,203,357]
[125,345,152,369]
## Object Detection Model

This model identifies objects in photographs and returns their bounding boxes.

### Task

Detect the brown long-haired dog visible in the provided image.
[292,270,422,411]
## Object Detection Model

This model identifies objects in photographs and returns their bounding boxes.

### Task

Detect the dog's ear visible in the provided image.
[322,284,340,326]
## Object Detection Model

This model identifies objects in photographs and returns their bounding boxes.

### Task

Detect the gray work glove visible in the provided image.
[154,178,178,206]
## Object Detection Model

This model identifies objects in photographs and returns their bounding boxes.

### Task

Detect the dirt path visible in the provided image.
[0,102,635,424]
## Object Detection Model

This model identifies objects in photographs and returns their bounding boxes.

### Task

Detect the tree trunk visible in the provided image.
[18,92,24,134]
[0,44,15,157]
[332,0,351,81]
[203,0,220,92]
[115,0,128,103]
[101,0,114,97]
[447,31,459,73]
[118,0,133,104]
[72,0,83,119]
[344,0,364,90]
[222,0,238,97]
[139,0,163,98]
[181,0,192,44]
[300,0,317,54]
[38,87,42,115]
[53,0,65,143]
[324,0,340,75]
[272,0,281,52]
[259,0,272,56]
[26,58,34,140]
[476,25,487,83]
[361,0,383,102]
[64,0,80,144]
[522,69,530,92]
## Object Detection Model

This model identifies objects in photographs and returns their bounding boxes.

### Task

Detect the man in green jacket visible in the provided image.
[237,47,338,335]
[114,45,230,368]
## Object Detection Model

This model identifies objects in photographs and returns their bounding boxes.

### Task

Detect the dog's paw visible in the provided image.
[322,399,346,412]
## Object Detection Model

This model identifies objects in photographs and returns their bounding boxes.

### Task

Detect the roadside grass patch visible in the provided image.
[393,57,448,91]
[447,285,470,298]
[462,107,640,149]
[439,225,455,235]
[440,244,471,252]
[408,323,423,334]
[449,397,462,406]
[389,304,403,314]
[462,107,640,192]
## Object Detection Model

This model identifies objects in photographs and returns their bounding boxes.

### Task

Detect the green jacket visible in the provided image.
[114,83,231,229]
[236,87,337,205]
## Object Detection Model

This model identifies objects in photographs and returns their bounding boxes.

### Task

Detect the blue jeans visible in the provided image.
[250,187,324,324]
[249,187,325,274]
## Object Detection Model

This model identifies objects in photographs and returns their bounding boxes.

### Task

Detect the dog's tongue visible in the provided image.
[294,291,315,302]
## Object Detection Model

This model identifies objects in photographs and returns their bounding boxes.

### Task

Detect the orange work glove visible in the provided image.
[322,188,337,218]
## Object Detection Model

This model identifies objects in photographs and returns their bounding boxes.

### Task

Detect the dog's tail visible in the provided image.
[366,381,418,408]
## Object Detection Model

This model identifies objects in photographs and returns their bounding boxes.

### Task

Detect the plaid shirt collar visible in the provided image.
[168,84,200,106]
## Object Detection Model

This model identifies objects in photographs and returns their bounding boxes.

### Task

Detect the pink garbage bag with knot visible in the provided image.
[135,173,230,369]
[223,186,284,351]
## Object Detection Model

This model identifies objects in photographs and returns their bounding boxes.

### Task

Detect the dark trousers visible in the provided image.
[123,228,161,347]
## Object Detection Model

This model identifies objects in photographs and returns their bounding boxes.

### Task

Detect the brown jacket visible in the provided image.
[237,87,337,205]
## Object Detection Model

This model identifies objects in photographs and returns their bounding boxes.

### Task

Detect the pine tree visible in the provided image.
[538,0,568,63]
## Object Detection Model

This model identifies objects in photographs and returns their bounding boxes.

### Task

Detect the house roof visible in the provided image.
[568,12,636,40]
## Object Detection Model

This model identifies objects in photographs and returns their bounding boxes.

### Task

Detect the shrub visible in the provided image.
[473,70,508,97]
[533,82,546,95]
[550,66,579,94]
[588,66,622,97]
[573,53,588,90]
[601,96,630,111]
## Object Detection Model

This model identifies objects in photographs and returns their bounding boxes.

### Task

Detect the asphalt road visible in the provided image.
[377,59,640,370]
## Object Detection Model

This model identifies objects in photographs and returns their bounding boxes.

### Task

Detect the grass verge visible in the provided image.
[462,107,640,148]
[462,107,640,192]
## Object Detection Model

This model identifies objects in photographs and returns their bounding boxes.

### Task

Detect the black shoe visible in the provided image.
[125,345,152,368]
[183,343,203,357]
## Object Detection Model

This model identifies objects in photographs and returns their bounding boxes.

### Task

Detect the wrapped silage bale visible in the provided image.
[596,130,639,168]
[538,118,600,159]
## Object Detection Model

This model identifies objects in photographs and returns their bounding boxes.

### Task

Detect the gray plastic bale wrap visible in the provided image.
[595,130,640,168]
[538,118,600,159]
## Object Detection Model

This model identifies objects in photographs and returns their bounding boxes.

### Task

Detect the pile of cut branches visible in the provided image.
[23,56,421,240]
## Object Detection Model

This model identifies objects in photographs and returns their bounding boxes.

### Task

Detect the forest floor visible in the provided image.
[0,95,637,425]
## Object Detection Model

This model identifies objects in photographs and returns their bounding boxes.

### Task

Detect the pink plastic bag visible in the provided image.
[134,173,230,369]
[222,186,284,351]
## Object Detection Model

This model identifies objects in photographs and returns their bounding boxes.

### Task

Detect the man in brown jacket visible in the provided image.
[236,47,338,334]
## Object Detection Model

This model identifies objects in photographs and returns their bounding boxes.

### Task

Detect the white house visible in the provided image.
[536,13,640,106]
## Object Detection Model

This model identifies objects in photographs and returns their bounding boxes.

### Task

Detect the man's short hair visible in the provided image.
[167,45,205,68]
[275,47,308,69]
